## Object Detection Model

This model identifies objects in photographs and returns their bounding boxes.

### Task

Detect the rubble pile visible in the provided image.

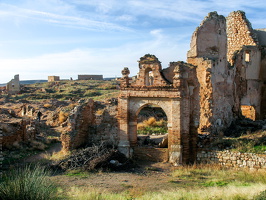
[53,143,134,171]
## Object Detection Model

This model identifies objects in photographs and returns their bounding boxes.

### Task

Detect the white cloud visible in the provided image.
[0,3,131,32]
[0,34,189,83]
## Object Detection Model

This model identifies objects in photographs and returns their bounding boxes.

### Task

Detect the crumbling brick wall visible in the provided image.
[187,12,236,134]
[61,99,119,152]
[6,74,20,95]
[61,99,96,152]
[1,119,36,148]
[227,11,262,120]
[226,11,258,66]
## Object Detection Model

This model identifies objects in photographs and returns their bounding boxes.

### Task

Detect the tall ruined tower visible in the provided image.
[187,12,235,134]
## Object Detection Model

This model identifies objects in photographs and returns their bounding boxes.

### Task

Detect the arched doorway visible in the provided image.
[136,104,168,147]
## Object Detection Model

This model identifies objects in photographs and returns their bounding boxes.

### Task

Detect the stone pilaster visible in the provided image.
[118,96,132,157]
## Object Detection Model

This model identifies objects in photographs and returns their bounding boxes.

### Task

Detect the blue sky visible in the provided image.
[0,0,266,83]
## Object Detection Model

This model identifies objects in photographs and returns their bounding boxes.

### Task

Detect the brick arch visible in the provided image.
[118,96,184,165]
[131,100,171,122]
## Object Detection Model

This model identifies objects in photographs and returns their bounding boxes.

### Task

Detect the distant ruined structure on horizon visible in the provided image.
[6,74,20,94]
[48,76,60,82]
[78,74,103,80]
[118,10,266,165]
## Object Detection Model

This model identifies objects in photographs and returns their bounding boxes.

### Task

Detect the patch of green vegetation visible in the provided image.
[0,165,57,200]
[211,131,266,153]
[202,180,229,187]
[6,80,119,102]
[254,190,266,200]
[65,169,91,178]
[137,117,167,135]
[172,164,266,189]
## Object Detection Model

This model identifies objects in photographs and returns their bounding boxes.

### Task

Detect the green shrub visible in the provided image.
[137,117,167,135]
[84,90,102,97]
[254,190,266,200]
[0,165,56,200]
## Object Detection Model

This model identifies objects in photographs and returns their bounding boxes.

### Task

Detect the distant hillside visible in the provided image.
[5,79,119,101]
[0,80,47,87]
[20,80,47,85]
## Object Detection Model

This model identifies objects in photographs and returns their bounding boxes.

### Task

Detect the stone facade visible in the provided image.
[48,76,60,82]
[118,11,266,165]
[6,74,20,94]
[197,150,266,170]
[118,55,198,165]
[78,75,103,80]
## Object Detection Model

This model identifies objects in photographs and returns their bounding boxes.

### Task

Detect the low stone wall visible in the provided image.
[197,150,266,170]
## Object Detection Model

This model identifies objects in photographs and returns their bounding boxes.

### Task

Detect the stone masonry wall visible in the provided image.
[48,76,60,82]
[197,150,266,170]
[6,74,20,95]
[187,12,236,134]
[61,99,95,152]
[61,99,119,152]
[227,11,258,66]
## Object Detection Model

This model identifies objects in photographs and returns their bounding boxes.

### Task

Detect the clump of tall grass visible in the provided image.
[59,111,69,123]
[64,187,127,200]
[172,164,266,186]
[0,165,56,200]
[139,184,266,200]
[44,150,70,161]
[137,117,167,135]
[254,190,266,200]
[61,184,266,200]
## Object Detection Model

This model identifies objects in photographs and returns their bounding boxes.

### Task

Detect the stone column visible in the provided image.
[169,98,182,166]
[128,121,138,146]
[118,97,132,157]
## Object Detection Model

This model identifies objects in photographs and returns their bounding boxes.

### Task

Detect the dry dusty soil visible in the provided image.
[50,161,179,193]
[22,142,181,193]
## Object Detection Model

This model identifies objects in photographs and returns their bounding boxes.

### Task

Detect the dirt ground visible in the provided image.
[20,141,180,193]
[50,160,179,193]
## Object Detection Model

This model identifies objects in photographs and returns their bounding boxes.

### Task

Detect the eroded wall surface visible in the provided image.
[187,12,236,134]
[227,11,262,119]
[6,75,20,95]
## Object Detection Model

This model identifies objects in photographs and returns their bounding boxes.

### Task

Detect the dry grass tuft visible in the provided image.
[43,103,52,108]
[145,117,156,126]
[44,150,70,161]
[59,111,69,123]
[30,140,47,151]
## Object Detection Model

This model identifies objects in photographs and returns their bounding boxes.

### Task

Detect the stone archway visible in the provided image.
[117,55,198,165]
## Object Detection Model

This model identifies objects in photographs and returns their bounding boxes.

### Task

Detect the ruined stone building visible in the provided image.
[6,74,20,94]
[118,11,266,165]
[78,74,103,80]
[48,76,60,82]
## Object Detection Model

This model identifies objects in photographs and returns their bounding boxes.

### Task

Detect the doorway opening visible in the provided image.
[136,104,168,148]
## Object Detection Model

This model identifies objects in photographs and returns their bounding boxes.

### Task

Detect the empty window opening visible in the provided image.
[144,68,154,86]
[245,51,250,62]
